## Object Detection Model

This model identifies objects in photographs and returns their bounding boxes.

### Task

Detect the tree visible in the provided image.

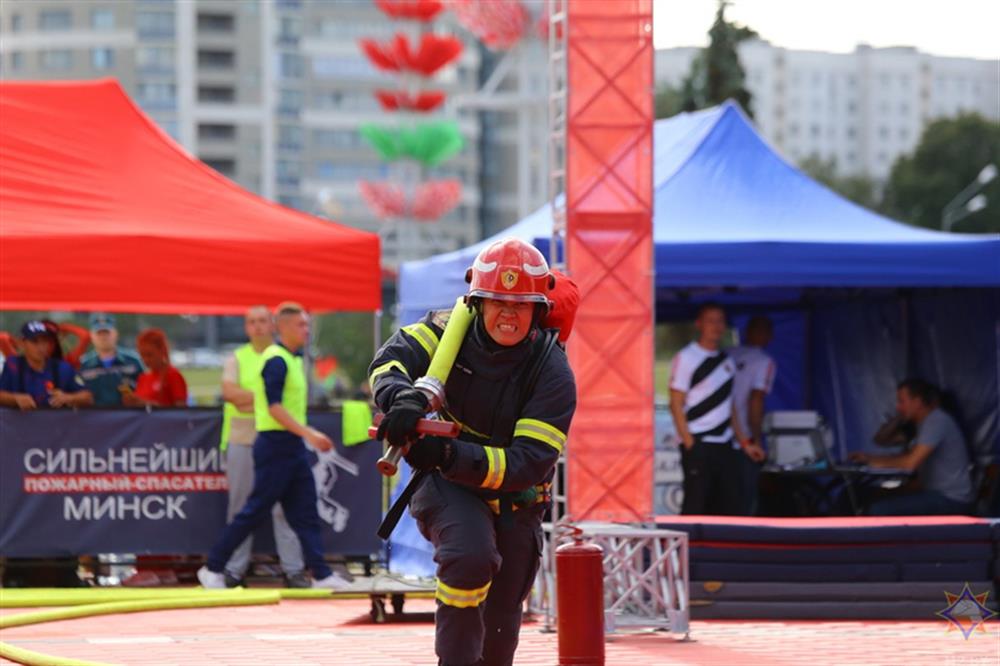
[680,0,757,118]
[883,114,1000,234]
[798,154,882,212]
[312,310,394,390]
[654,85,684,120]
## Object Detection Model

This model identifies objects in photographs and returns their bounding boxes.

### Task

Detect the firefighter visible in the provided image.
[369,238,576,666]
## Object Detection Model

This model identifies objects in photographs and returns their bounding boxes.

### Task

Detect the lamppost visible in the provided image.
[941,163,997,232]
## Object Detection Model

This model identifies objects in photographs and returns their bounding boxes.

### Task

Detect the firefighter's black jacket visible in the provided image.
[368,307,576,494]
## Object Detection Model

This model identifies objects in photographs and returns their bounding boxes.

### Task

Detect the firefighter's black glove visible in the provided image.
[404,436,455,472]
[376,389,428,448]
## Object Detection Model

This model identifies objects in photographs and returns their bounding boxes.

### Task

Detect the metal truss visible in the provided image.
[534,520,690,636]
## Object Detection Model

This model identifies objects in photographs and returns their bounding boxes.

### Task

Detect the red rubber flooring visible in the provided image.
[2,599,996,665]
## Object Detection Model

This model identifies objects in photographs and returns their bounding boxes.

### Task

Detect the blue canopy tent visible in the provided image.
[400,103,998,320]
[389,102,999,572]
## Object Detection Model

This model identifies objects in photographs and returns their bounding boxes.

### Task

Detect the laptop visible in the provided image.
[764,411,833,470]
[763,411,911,478]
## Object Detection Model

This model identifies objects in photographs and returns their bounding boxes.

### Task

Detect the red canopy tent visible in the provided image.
[0,79,381,314]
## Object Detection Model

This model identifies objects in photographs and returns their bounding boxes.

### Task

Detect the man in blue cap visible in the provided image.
[79,313,144,407]
[0,321,93,409]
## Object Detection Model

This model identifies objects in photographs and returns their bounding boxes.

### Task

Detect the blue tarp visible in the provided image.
[399,102,999,323]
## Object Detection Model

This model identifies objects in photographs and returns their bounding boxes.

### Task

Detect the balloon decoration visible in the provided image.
[359,121,464,166]
[358,181,406,219]
[373,0,444,22]
[360,179,462,222]
[356,3,467,242]
[451,0,530,50]
[374,89,446,113]
[359,33,463,77]
[349,0,548,262]
[410,180,462,221]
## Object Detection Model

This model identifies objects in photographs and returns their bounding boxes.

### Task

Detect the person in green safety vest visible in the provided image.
[199,302,349,590]
[218,305,307,588]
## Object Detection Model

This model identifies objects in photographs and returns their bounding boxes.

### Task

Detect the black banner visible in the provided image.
[0,408,381,558]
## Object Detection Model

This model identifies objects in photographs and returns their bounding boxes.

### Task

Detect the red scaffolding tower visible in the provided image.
[561,0,655,522]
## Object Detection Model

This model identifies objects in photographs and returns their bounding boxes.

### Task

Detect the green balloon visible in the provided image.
[359,121,464,166]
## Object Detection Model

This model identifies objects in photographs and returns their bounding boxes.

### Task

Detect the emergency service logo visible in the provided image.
[501,269,519,290]
[311,449,359,533]
[936,583,997,639]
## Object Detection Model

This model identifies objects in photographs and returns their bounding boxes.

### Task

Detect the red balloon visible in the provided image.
[373,0,444,22]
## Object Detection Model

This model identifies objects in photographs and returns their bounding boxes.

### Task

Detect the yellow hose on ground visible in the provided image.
[0,587,323,608]
[1,590,280,629]
[0,589,281,666]
[0,585,433,665]
[0,642,112,666]
[0,587,431,608]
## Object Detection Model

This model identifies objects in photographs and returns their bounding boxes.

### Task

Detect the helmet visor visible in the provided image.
[468,289,549,304]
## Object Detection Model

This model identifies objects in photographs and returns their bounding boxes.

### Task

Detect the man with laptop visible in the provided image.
[850,378,974,515]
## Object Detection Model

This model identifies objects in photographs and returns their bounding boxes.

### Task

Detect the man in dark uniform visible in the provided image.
[369,238,576,666]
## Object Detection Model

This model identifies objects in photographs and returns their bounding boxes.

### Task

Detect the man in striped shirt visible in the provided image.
[670,303,764,515]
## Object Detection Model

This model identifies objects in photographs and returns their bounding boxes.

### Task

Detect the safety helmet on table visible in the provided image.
[465,238,554,306]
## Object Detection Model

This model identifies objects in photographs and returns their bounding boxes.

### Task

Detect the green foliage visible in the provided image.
[180,366,222,406]
[654,85,684,120]
[681,0,757,118]
[311,311,395,390]
[359,121,465,166]
[798,154,882,212]
[883,114,1000,233]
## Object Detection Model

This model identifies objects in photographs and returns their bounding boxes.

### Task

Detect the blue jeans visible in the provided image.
[869,490,972,516]
[207,432,331,579]
[223,443,303,578]
[743,456,761,516]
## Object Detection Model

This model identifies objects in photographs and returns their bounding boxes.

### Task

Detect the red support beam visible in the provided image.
[565,1,654,522]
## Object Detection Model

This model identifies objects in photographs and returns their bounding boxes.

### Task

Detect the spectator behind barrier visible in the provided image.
[0,331,16,358]
[0,331,16,374]
[0,321,93,410]
[850,378,974,516]
[42,319,91,370]
[122,328,188,407]
[79,313,145,407]
[116,330,188,586]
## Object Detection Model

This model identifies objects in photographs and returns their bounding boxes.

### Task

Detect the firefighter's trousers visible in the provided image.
[410,472,543,666]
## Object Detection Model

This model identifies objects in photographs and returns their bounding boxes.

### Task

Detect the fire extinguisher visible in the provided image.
[556,529,604,666]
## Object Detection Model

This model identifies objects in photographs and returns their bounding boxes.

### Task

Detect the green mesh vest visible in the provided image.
[253,344,306,431]
[219,343,265,449]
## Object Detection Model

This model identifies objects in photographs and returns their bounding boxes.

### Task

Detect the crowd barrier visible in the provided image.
[0,408,381,558]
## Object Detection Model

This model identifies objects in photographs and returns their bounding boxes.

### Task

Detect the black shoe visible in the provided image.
[224,572,244,588]
[284,572,311,589]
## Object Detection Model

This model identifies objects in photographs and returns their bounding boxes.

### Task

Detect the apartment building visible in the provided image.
[655,40,999,180]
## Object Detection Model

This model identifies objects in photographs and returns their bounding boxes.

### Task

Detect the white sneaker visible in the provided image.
[197,565,226,589]
[311,572,352,590]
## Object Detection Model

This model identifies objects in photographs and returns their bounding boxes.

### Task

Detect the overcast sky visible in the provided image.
[652,0,1000,61]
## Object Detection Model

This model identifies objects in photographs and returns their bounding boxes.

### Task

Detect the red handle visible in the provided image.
[371,414,460,476]
[368,414,460,440]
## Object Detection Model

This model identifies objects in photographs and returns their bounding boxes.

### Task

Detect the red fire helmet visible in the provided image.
[465,238,553,305]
